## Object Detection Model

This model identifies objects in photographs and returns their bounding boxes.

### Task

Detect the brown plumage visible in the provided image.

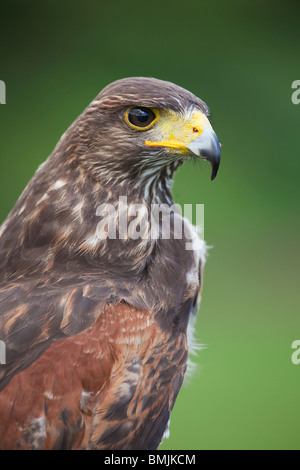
[0,77,220,449]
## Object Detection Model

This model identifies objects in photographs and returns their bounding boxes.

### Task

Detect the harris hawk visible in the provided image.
[0,77,220,450]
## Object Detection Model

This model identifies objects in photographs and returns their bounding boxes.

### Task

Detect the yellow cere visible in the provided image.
[145,109,211,151]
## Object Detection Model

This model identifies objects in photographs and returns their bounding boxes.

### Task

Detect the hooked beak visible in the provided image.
[144,109,221,180]
[186,126,221,180]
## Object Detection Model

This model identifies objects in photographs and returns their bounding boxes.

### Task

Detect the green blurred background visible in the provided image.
[0,0,299,450]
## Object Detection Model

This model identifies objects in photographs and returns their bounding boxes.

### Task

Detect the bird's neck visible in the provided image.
[131,163,177,206]
[0,161,179,280]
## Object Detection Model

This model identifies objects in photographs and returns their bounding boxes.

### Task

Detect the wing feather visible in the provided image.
[0,301,188,449]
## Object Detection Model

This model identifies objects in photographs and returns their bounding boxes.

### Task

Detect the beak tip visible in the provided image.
[210,153,221,181]
[187,128,221,181]
[210,166,219,181]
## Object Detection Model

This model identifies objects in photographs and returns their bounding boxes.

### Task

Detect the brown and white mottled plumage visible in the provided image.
[0,77,220,450]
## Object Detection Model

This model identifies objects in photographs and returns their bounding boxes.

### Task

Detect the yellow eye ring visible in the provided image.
[125,107,158,130]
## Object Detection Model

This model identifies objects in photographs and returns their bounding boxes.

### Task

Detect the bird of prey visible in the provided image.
[0,77,220,450]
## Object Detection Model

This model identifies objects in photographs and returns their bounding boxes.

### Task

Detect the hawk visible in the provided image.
[0,77,220,450]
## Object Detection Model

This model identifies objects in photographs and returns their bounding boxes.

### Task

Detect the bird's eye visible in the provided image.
[126,107,157,130]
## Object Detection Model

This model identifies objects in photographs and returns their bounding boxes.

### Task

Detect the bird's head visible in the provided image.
[0,78,220,276]
[71,77,220,199]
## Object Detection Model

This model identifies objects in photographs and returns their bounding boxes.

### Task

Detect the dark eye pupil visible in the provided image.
[128,107,155,128]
